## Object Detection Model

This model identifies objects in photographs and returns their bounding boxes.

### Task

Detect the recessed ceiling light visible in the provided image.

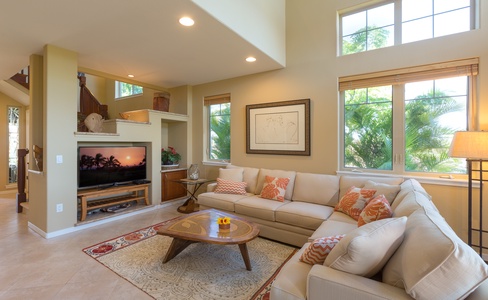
[246,57,257,62]
[179,17,195,26]
[128,74,135,78]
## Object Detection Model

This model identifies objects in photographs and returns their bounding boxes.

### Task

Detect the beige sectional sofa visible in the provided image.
[197,165,488,300]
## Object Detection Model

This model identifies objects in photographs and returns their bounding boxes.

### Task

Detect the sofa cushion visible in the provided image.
[309,219,358,242]
[270,244,312,300]
[363,180,401,204]
[391,178,431,211]
[226,164,260,194]
[327,211,358,225]
[276,202,334,230]
[256,169,297,200]
[383,208,488,300]
[325,217,407,277]
[334,186,377,220]
[339,176,403,200]
[235,195,288,221]
[214,178,247,195]
[358,195,393,227]
[218,167,244,182]
[292,172,340,206]
[300,235,345,265]
[260,175,290,201]
[198,192,251,212]
[392,191,437,218]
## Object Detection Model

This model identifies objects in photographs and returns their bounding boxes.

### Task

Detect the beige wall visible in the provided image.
[188,0,488,241]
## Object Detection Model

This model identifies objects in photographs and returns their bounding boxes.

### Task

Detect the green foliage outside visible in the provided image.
[118,82,143,98]
[343,26,466,173]
[343,26,390,55]
[210,104,230,160]
[345,89,465,173]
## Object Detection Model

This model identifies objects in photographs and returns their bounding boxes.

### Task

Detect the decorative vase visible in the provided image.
[188,164,199,180]
[219,223,230,231]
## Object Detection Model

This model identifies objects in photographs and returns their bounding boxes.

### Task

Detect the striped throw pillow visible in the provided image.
[214,178,247,195]
[300,234,346,265]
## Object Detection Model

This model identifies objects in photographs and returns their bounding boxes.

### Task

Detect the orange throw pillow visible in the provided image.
[214,178,247,195]
[334,186,377,220]
[300,234,346,265]
[260,175,290,201]
[358,194,393,227]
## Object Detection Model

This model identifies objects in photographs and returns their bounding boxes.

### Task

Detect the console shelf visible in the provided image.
[77,183,150,221]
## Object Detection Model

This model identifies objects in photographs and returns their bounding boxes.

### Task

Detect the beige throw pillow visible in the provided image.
[324,217,407,277]
[219,168,244,182]
[363,180,401,204]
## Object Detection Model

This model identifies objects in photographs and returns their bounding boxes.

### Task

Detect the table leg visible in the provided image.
[238,243,252,271]
[163,238,195,263]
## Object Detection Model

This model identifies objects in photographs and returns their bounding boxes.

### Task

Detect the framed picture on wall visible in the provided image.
[246,98,310,156]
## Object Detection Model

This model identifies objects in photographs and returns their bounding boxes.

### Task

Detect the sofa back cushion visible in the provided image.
[292,172,339,206]
[392,191,437,218]
[383,207,488,300]
[391,178,431,211]
[226,164,260,194]
[339,176,403,201]
[256,168,297,200]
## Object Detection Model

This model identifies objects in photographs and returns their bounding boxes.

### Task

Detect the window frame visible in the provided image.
[339,58,478,178]
[339,0,477,56]
[203,94,231,164]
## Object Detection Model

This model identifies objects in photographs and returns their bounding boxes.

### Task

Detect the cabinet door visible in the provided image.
[161,170,187,202]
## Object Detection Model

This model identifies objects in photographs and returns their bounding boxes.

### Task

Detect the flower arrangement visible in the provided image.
[217,216,231,225]
[217,216,231,230]
[161,146,181,165]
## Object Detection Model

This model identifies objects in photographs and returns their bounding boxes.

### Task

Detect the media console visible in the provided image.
[77,183,150,222]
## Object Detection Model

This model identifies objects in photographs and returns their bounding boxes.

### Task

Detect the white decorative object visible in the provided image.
[188,164,199,180]
[84,113,104,133]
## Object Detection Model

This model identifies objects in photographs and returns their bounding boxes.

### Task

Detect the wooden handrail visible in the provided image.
[78,74,109,120]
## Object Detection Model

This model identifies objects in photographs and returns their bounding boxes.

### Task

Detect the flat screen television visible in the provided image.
[78,146,147,189]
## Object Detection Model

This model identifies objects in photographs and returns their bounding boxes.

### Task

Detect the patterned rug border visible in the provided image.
[82,217,298,300]
[82,217,179,259]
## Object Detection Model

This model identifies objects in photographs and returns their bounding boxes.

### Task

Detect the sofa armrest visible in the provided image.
[307,265,413,300]
[206,182,217,192]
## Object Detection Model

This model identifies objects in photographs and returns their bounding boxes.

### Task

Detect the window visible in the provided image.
[8,107,20,183]
[340,58,478,175]
[115,81,143,99]
[204,94,231,162]
[340,0,475,55]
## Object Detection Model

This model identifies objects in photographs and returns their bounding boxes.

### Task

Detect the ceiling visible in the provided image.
[0,0,284,89]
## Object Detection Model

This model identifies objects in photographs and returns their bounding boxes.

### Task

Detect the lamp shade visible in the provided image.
[449,131,488,159]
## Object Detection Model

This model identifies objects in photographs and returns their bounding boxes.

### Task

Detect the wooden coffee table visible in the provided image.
[157,209,260,270]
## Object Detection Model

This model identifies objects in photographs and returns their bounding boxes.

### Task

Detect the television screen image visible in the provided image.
[78,146,147,189]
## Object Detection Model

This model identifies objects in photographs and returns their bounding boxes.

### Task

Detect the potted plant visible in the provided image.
[161,146,181,166]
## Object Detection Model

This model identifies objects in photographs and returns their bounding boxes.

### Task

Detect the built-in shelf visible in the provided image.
[74,131,120,137]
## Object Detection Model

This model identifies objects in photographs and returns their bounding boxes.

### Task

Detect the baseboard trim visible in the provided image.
[28,204,171,239]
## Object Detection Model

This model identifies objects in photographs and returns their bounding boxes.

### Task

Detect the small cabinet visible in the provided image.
[161,169,188,202]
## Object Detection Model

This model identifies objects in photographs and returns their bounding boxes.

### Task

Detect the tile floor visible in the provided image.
[0,193,182,300]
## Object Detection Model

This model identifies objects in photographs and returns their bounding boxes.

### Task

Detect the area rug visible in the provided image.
[83,219,298,300]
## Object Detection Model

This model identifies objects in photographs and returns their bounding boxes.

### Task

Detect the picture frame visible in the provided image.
[246,99,310,156]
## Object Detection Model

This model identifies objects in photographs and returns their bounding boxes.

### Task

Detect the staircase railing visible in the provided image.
[78,74,109,131]
[10,67,29,89]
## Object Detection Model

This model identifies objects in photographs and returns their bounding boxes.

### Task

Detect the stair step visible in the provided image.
[20,202,29,210]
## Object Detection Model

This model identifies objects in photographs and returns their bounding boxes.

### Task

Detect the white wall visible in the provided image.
[192,0,286,66]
